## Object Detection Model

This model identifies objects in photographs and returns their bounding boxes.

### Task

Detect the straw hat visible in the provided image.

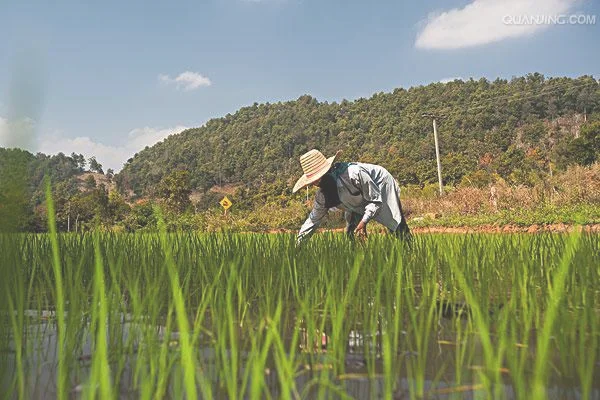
[292,149,340,193]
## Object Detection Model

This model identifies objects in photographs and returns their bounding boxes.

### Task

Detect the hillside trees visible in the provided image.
[117,75,600,202]
[1,74,600,232]
[157,169,192,212]
[0,148,32,231]
[88,156,104,174]
[555,121,600,167]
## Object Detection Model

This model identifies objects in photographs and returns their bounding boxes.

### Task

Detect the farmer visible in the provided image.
[293,149,410,244]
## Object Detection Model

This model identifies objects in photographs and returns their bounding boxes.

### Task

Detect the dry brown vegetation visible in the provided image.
[195,164,600,233]
[403,163,600,218]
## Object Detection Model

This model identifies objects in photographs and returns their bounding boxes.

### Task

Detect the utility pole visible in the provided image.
[67,201,71,232]
[422,113,445,196]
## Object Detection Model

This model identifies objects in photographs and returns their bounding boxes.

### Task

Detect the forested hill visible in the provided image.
[116,74,600,197]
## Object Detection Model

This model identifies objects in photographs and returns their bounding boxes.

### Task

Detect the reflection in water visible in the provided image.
[2,310,598,399]
[295,312,598,400]
[299,327,329,353]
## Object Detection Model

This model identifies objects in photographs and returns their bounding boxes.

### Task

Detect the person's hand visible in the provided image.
[354,220,367,238]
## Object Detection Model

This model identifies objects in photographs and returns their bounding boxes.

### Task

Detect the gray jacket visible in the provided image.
[298,163,404,242]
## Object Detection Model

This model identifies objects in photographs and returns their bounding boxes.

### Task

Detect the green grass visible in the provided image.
[1,228,599,399]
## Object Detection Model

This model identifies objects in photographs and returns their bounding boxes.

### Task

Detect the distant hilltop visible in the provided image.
[116,73,598,197]
[1,73,599,232]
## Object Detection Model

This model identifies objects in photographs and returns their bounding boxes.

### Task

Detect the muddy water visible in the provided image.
[1,311,598,399]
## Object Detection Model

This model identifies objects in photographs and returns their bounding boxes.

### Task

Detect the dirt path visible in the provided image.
[263,224,600,234]
[411,224,600,234]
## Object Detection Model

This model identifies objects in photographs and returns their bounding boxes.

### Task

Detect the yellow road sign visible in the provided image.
[219,196,233,210]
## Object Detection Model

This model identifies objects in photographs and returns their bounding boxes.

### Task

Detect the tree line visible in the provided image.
[117,74,599,195]
[1,73,599,232]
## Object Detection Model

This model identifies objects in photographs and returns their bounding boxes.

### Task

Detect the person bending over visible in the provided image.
[293,149,410,244]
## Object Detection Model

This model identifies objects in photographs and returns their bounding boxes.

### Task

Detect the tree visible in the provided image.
[554,122,600,168]
[84,175,97,189]
[107,191,130,225]
[88,156,104,174]
[522,122,546,145]
[494,146,526,181]
[580,121,600,154]
[71,153,86,171]
[0,149,31,232]
[157,170,192,212]
[441,152,476,186]
[557,139,595,167]
[123,201,156,231]
[69,184,109,231]
[116,74,599,197]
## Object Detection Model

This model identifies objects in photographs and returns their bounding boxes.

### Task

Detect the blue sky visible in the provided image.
[1,0,599,171]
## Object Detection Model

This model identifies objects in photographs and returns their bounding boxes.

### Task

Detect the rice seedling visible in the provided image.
[0,214,599,399]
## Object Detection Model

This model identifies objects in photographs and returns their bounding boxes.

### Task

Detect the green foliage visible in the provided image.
[107,191,131,226]
[84,175,96,189]
[70,152,86,171]
[122,201,157,231]
[157,170,192,213]
[1,74,600,233]
[88,156,104,174]
[116,75,599,199]
[0,148,31,232]
[460,169,498,188]
[244,199,309,230]
[441,152,476,185]
[580,121,600,161]
[555,121,600,168]
[522,121,546,144]
[68,184,110,231]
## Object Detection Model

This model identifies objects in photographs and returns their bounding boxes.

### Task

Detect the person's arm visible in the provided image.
[355,167,383,224]
[344,210,357,235]
[297,190,328,244]
[345,210,366,237]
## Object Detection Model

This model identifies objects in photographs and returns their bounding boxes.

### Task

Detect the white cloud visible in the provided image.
[415,0,577,50]
[0,116,36,149]
[1,114,190,172]
[439,76,464,84]
[241,0,285,3]
[126,126,188,151]
[0,116,7,143]
[159,71,212,91]
[37,125,189,172]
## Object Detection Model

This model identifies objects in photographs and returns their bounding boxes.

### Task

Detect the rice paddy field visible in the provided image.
[1,221,599,398]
